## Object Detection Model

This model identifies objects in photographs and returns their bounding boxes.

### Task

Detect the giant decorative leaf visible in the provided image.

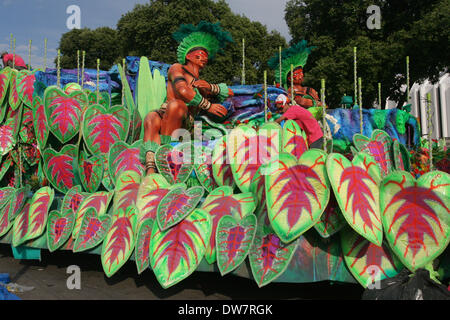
[212,135,235,188]
[8,187,28,221]
[150,208,212,288]
[380,171,450,271]
[341,228,403,287]
[326,152,383,246]
[19,107,34,144]
[113,170,142,212]
[83,104,130,155]
[314,193,347,238]
[16,70,36,107]
[101,206,137,277]
[73,207,112,253]
[135,218,154,274]
[47,209,75,252]
[194,146,218,193]
[282,119,308,159]
[0,125,15,156]
[43,145,78,193]
[201,186,256,264]
[78,150,104,192]
[101,156,115,191]
[72,191,113,239]
[392,140,411,172]
[108,140,144,182]
[228,123,281,193]
[250,166,267,219]
[155,143,194,185]
[61,185,87,216]
[32,96,49,150]
[23,186,54,242]
[8,70,21,110]
[44,86,88,143]
[0,156,12,181]
[157,184,204,231]
[249,219,299,288]
[0,187,15,237]
[11,200,31,247]
[216,214,257,275]
[266,150,330,243]
[136,174,170,224]
[0,67,11,107]
[88,91,110,109]
[353,129,394,177]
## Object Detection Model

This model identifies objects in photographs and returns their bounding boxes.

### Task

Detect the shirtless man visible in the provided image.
[143,22,233,174]
[287,66,322,108]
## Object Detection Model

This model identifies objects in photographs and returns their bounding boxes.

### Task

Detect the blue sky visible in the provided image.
[0,0,290,68]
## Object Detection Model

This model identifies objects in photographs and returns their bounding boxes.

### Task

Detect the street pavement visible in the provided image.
[0,244,363,300]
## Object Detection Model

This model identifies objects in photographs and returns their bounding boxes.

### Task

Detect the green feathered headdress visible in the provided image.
[173,21,233,64]
[268,40,315,87]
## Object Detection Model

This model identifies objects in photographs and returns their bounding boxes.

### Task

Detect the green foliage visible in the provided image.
[58,27,120,70]
[285,0,449,107]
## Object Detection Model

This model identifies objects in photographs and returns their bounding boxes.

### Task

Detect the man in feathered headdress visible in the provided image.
[143,21,234,174]
[268,40,322,109]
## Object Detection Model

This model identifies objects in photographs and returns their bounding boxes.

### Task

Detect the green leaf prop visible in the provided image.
[72,191,113,239]
[0,187,15,237]
[8,70,21,110]
[88,91,110,109]
[156,143,194,185]
[47,209,75,252]
[23,186,54,242]
[101,206,137,277]
[7,186,28,221]
[216,213,257,276]
[0,68,12,107]
[201,186,256,264]
[43,145,78,193]
[249,166,267,219]
[249,219,299,288]
[314,193,347,238]
[137,57,167,122]
[82,104,130,155]
[11,200,31,247]
[78,149,104,193]
[0,124,16,156]
[228,123,281,193]
[0,156,10,181]
[194,146,218,193]
[108,140,144,183]
[136,174,170,224]
[380,171,450,271]
[44,86,88,143]
[113,170,142,212]
[32,96,49,151]
[211,135,235,188]
[16,70,36,108]
[341,228,403,287]
[157,184,204,231]
[150,208,212,289]
[265,150,330,243]
[353,129,394,177]
[282,119,308,159]
[326,152,383,246]
[135,218,154,274]
[73,207,112,253]
[5,103,23,139]
[101,156,115,191]
[19,107,34,144]
[61,185,87,216]
[392,140,410,171]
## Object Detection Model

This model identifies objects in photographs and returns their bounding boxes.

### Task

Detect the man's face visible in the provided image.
[186,49,209,68]
[288,68,304,85]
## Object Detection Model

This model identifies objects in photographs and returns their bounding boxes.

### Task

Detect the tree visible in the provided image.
[116,0,287,84]
[284,0,449,107]
[58,27,120,70]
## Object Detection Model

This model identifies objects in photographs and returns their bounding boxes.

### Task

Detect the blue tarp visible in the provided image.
[0,274,20,300]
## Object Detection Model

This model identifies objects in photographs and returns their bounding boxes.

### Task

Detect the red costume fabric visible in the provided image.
[283,104,323,145]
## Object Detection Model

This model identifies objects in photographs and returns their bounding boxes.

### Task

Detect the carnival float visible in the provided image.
[0,21,448,290]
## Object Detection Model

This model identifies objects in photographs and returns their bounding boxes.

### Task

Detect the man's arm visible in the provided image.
[275,115,287,124]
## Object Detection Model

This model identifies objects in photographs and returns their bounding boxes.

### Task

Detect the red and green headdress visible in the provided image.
[268,40,315,88]
[173,21,233,64]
